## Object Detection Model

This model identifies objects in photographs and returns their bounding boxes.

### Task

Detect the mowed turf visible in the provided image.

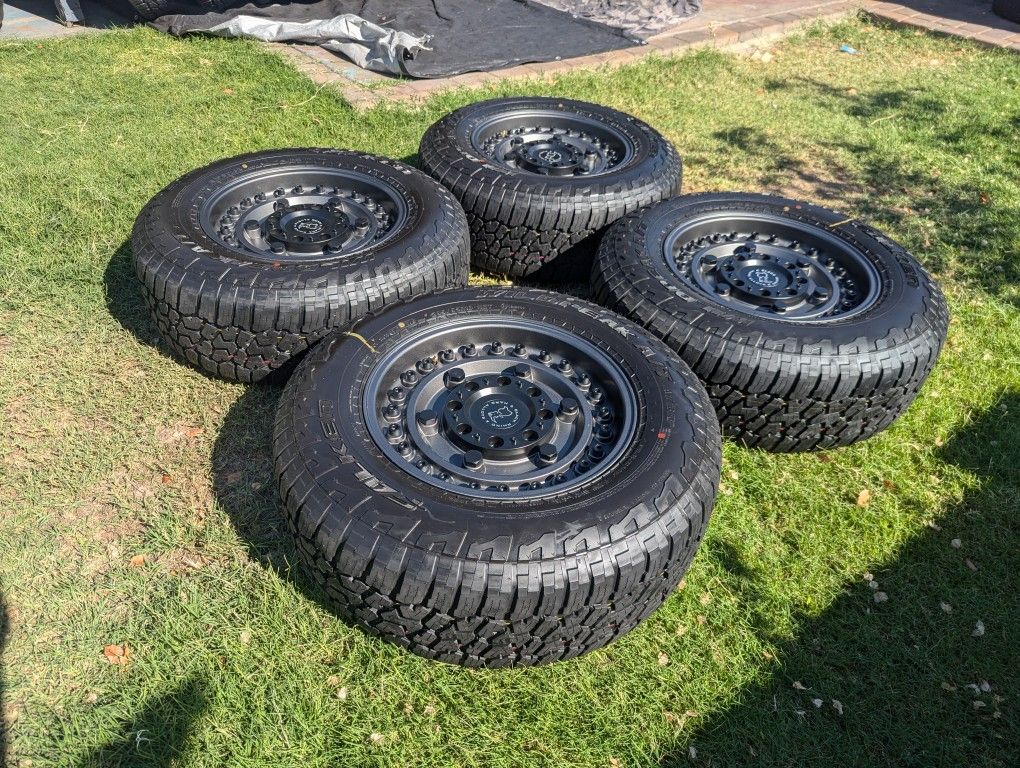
[0,15,1018,767]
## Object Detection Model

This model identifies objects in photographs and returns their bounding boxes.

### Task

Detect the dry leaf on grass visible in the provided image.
[951,538,962,549]
[972,620,985,637]
[128,554,145,567]
[658,652,670,666]
[369,732,385,745]
[102,644,130,665]
[873,591,889,604]
[184,427,203,439]
[792,681,808,690]
[856,489,872,507]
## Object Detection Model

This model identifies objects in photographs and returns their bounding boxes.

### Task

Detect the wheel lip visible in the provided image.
[662,210,882,322]
[467,108,637,177]
[196,164,409,264]
[361,315,639,501]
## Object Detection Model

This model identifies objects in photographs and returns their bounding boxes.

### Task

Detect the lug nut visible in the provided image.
[439,349,456,363]
[328,196,343,209]
[538,350,552,364]
[558,398,579,422]
[715,284,731,296]
[274,199,290,212]
[513,363,532,379]
[383,404,401,422]
[538,444,558,464]
[462,343,477,358]
[388,386,406,404]
[293,185,304,195]
[577,374,591,390]
[354,218,370,234]
[512,343,528,357]
[464,450,484,469]
[386,424,404,442]
[445,369,466,389]
[490,341,503,354]
[589,387,603,404]
[397,441,413,457]
[417,358,435,374]
[557,359,573,374]
[400,371,418,387]
[270,243,285,254]
[244,220,261,232]
[416,409,438,428]
[255,192,267,203]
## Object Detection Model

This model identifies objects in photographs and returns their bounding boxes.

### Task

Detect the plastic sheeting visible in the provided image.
[532,0,701,40]
[151,0,701,79]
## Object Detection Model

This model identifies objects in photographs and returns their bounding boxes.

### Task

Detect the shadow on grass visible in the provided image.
[76,679,207,768]
[103,239,181,368]
[708,75,1020,303]
[666,394,1019,767]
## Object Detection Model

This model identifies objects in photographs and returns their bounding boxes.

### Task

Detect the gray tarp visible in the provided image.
[151,0,700,79]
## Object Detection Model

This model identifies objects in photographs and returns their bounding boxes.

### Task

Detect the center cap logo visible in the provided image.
[746,267,781,288]
[538,149,563,163]
[480,400,521,430]
[293,218,324,235]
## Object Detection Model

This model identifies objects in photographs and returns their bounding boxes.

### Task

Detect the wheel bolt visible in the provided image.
[397,441,413,457]
[417,358,435,374]
[255,192,267,203]
[400,371,418,387]
[244,220,260,232]
[513,363,532,379]
[270,243,285,254]
[577,374,591,390]
[490,341,503,354]
[439,349,456,363]
[558,359,573,374]
[558,398,579,422]
[328,196,343,209]
[715,284,731,296]
[538,444,558,464]
[464,450,484,469]
[273,188,285,197]
[355,218,370,234]
[589,387,603,404]
[293,185,304,195]
[386,424,403,442]
[416,409,438,428]
[388,386,406,404]
[538,350,552,364]
[274,199,290,212]
[512,343,528,357]
[462,343,477,358]
[384,404,401,422]
[445,369,466,388]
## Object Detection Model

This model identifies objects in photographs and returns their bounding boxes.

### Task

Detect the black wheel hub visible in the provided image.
[263,198,366,255]
[442,368,558,458]
[470,111,632,177]
[666,212,881,321]
[200,167,405,262]
[364,320,637,499]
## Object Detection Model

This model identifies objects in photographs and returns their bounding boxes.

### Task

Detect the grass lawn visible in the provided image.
[1,14,1018,767]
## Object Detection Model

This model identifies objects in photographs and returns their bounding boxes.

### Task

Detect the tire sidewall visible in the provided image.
[282,289,718,560]
[607,193,935,350]
[423,97,678,197]
[141,149,462,283]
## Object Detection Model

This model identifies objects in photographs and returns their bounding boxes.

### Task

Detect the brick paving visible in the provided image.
[865,0,1020,51]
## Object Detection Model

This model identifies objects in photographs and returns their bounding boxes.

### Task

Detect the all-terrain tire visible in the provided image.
[132,149,469,383]
[274,288,721,667]
[593,193,949,452]
[419,97,682,282]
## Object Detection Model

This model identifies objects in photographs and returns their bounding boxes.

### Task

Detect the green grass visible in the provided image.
[1,16,1018,768]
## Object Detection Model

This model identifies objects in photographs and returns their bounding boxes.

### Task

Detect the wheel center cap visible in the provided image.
[477,397,525,431]
[442,372,556,457]
[743,266,784,289]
